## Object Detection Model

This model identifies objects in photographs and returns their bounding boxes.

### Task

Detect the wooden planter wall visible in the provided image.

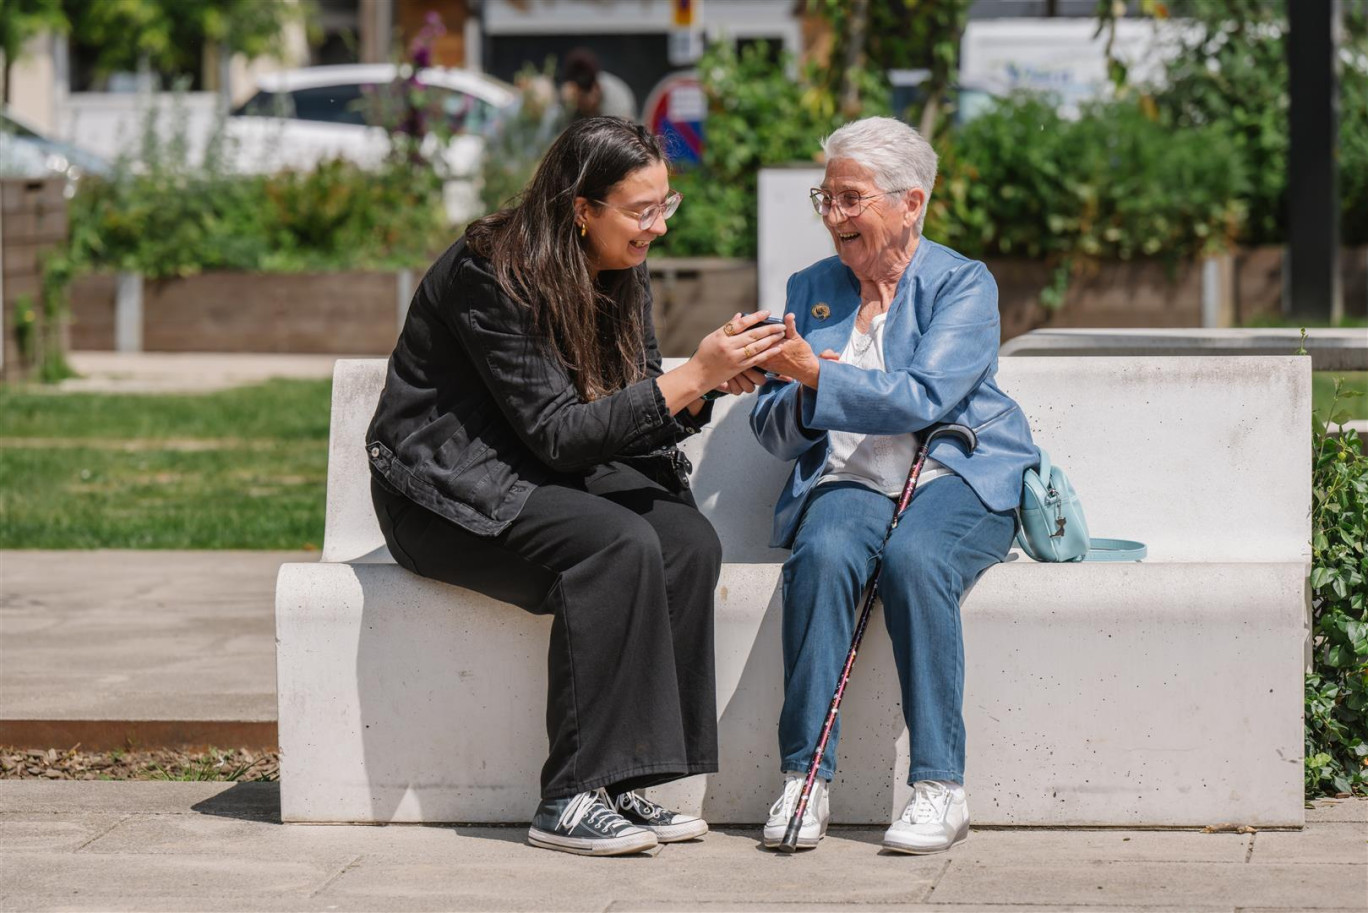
[63,249,1366,357]
[2,179,69,382]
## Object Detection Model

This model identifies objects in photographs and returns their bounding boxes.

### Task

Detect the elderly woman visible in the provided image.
[750,116,1036,854]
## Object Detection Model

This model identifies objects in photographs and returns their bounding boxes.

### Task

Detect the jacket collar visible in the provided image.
[805,238,931,355]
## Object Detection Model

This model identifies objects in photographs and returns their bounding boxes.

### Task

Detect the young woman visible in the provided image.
[366,117,785,856]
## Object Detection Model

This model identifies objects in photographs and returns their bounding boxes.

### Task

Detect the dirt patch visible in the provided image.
[0,746,278,782]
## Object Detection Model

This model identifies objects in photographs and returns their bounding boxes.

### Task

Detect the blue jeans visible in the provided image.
[778,474,1016,785]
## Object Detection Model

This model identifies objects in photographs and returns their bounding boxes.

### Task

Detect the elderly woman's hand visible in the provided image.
[714,367,771,396]
[761,314,831,389]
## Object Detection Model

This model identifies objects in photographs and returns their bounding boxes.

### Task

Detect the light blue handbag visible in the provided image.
[1016,446,1146,562]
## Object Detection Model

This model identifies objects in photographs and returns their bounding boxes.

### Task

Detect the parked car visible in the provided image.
[222,64,518,220]
[0,109,112,191]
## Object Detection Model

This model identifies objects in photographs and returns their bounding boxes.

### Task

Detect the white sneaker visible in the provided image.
[762,773,830,849]
[883,780,969,854]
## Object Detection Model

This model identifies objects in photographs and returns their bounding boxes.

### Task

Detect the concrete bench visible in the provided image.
[1000,327,1368,371]
[276,356,1310,827]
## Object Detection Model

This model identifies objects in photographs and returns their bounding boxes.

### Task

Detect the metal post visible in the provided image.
[1286,0,1343,322]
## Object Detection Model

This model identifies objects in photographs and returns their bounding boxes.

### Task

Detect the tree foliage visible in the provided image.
[803,0,971,134]
[0,0,68,103]
[1106,0,1368,245]
[61,0,304,85]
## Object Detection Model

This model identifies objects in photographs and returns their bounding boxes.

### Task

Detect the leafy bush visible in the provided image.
[1145,0,1368,246]
[926,95,1247,268]
[60,114,449,280]
[652,41,890,259]
[1306,377,1368,797]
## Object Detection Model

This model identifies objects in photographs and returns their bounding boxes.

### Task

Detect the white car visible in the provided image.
[0,109,112,188]
[223,64,517,220]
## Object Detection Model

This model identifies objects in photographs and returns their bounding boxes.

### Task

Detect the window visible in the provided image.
[232,91,291,118]
[434,88,497,135]
[289,84,367,125]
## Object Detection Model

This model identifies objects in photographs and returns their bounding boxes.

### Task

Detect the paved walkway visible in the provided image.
[0,551,300,748]
[58,352,346,394]
[1,782,1364,912]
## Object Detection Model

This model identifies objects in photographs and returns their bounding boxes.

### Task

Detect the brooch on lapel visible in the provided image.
[811,303,830,320]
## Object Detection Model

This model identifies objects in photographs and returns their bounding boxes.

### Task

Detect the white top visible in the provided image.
[818,313,949,496]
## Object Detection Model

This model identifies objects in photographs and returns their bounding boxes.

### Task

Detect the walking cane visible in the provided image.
[778,422,979,853]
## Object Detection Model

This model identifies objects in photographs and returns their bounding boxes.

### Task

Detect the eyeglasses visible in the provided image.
[809,188,908,218]
[594,190,683,230]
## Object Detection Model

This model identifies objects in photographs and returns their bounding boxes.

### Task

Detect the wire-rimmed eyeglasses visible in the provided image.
[809,188,908,218]
[594,190,684,230]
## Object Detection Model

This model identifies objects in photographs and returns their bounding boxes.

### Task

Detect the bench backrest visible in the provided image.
[324,356,1310,564]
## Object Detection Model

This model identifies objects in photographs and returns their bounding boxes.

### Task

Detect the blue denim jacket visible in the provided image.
[750,239,1036,549]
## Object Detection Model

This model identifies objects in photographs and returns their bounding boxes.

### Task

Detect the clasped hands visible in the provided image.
[705,313,837,396]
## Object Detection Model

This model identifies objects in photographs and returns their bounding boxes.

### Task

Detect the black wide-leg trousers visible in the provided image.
[371,461,721,800]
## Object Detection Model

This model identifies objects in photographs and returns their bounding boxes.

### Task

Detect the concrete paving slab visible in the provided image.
[60,352,343,395]
[608,906,1235,913]
[1249,823,1368,865]
[0,853,346,901]
[926,860,1368,909]
[0,814,128,853]
[82,814,521,860]
[1310,799,1368,823]
[949,829,1250,864]
[0,551,304,744]
[0,781,279,816]
[3,779,1367,913]
[316,828,938,908]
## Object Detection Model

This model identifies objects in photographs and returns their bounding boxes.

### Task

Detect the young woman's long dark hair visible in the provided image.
[466,117,666,401]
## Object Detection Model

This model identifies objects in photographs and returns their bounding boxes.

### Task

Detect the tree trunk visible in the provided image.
[840,0,869,119]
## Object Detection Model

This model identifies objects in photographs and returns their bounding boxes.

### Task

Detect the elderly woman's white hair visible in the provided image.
[822,116,938,232]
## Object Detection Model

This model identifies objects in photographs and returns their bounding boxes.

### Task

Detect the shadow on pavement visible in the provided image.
[190,781,282,822]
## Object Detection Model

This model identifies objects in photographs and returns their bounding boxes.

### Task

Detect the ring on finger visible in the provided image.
[743,344,754,358]
[722,322,737,336]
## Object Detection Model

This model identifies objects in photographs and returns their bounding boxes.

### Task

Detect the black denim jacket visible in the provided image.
[366,237,711,537]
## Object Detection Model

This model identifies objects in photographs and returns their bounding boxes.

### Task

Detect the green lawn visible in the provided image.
[1313,371,1368,423]
[0,368,1361,550]
[0,379,331,549]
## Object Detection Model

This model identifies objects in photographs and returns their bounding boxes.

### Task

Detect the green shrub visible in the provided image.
[1145,0,1368,246]
[926,95,1247,267]
[652,41,890,259]
[1306,376,1368,797]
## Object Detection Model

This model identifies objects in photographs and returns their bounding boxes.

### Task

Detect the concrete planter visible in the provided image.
[2,178,69,382]
[66,258,760,357]
[1230,245,1368,324]
[68,270,414,355]
[989,257,1220,343]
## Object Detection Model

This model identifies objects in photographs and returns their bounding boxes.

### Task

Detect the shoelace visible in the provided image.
[618,791,666,820]
[557,789,624,832]
[902,782,951,825]
[769,777,818,823]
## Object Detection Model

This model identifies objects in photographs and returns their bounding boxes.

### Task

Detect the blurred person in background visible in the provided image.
[561,47,638,121]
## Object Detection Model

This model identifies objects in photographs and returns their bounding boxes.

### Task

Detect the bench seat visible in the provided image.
[277,356,1310,826]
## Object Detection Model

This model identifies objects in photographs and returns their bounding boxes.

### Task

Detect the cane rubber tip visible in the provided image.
[776,841,799,854]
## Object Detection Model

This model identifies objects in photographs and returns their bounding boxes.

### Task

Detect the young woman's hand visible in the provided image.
[657,312,786,414]
[691,311,787,387]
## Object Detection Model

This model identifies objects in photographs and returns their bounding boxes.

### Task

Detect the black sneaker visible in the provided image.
[527,789,659,856]
[612,790,709,842]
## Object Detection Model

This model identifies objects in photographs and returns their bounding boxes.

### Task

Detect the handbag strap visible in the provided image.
[1035,445,1052,486]
[1082,538,1148,561]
